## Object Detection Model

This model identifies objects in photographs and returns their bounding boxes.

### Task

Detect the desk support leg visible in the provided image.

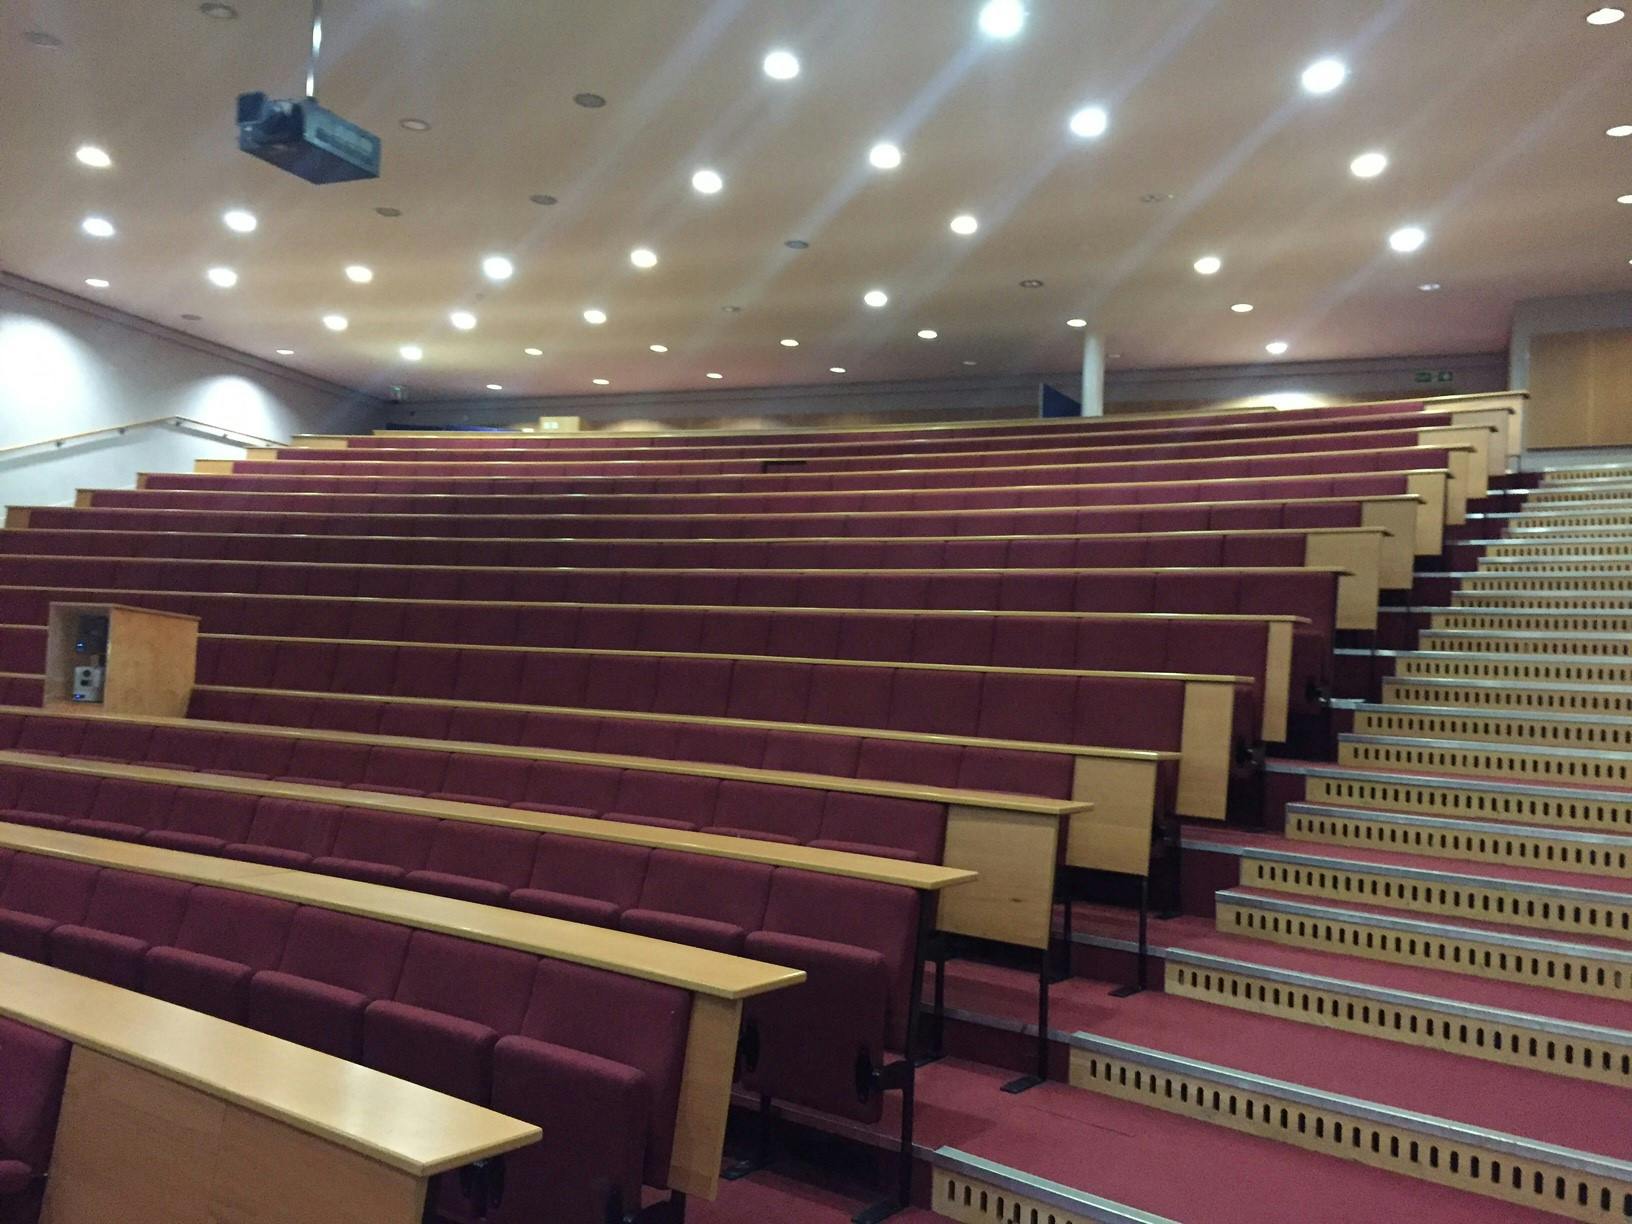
[1111,876,1150,998]
[1000,948,1051,1095]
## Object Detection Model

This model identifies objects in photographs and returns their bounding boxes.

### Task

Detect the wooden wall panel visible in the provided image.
[1529,328,1632,448]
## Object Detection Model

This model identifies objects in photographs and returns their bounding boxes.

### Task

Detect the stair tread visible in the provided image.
[1266,756,1632,796]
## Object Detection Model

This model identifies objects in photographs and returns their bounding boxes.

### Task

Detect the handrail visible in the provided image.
[0,415,286,460]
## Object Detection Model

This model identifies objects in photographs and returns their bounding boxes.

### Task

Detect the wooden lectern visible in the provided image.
[42,603,200,718]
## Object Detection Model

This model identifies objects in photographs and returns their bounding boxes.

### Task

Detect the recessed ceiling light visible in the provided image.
[1418,282,1442,292]
[1193,255,1221,275]
[1140,192,1176,204]
[977,0,1026,39]
[1068,106,1109,139]
[23,30,63,47]
[1349,151,1388,178]
[180,314,202,322]
[75,145,112,169]
[375,206,403,218]
[1300,57,1347,95]
[1265,341,1289,355]
[962,360,978,366]
[529,194,557,206]
[321,314,348,332]
[450,310,478,330]
[275,348,294,356]
[486,384,503,391]
[400,345,423,362]
[629,247,658,269]
[481,255,514,282]
[1066,317,1087,328]
[199,2,237,18]
[762,49,800,80]
[649,344,669,353]
[829,367,847,374]
[84,278,110,289]
[785,239,810,250]
[869,142,903,170]
[950,214,979,235]
[205,266,238,288]
[523,347,544,357]
[1607,125,1632,138]
[864,289,889,308]
[692,168,724,194]
[1019,279,1044,288]
[592,377,610,385]
[218,209,256,234]
[706,372,723,379]
[721,304,743,313]
[80,216,115,239]
[344,264,374,284]
[583,308,607,325]
[1389,225,1428,253]
[398,118,431,132]
[1618,194,1632,204]
[574,92,607,109]
[1230,302,1254,313]
[917,329,939,340]
[1587,6,1625,23]
[780,338,800,347]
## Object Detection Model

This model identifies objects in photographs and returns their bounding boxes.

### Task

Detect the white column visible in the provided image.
[1079,331,1106,418]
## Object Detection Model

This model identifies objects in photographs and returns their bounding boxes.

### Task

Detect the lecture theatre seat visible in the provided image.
[0,844,698,1224]
[0,1016,68,1224]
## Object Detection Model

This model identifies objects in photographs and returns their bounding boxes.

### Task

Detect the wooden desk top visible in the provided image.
[0,952,540,1177]
[0,749,982,889]
[0,822,806,1001]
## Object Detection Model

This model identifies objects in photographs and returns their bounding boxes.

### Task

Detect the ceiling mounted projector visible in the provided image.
[236,92,380,184]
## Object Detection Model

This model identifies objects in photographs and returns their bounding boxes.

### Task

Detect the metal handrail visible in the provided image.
[0,416,286,460]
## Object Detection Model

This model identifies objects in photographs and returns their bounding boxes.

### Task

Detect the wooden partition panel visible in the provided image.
[1529,329,1632,449]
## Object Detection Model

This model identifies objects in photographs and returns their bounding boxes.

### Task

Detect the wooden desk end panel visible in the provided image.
[1360,500,1419,590]
[1304,533,1381,634]
[665,994,740,1200]
[1404,473,1447,556]
[1067,756,1158,876]
[935,804,1057,951]
[1174,682,1234,822]
[42,1048,426,1224]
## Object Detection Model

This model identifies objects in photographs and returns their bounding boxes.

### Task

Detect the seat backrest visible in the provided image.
[170,885,296,968]
[277,907,412,997]
[635,850,773,929]
[528,835,650,907]
[0,854,98,923]
[390,930,536,1032]
[82,871,192,944]
[0,1015,71,1171]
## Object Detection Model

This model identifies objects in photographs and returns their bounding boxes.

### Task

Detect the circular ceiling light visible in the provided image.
[205,266,238,288]
[582,308,607,325]
[1193,255,1221,275]
[1066,317,1088,328]
[1419,282,1443,292]
[785,239,810,250]
[524,347,544,357]
[1230,302,1254,313]
[1349,151,1388,178]
[222,208,258,233]
[1068,106,1109,139]
[1019,278,1044,288]
[80,216,115,238]
[450,310,478,330]
[917,329,939,340]
[829,367,847,374]
[1607,125,1632,137]
[629,247,658,269]
[592,378,610,386]
[1300,57,1348,95]
[75,145,112,168]
[706,372,723,379]
[199,2,237,17]
[864,289,889,308]
[950,213,979,235]
[649,344,669,353]
[574,93,606,108]
[486,384,503,391]
[1618,194,1632,204]
[868,142,902,170]
[780,338,800,347]
[375,206,403,218]
[529,194,557,206]
[84,278,110,289]
[23,30,63,47]
[977,0,1026,39]
[1587,6,1625,23]
[1388,225,1428,253]
[1265,341,1289,355]
[1141,192,1176,204]
[762,49,800,79]
[481,255,515,281]
[275,348,294,356]
[344,264,374,284]
[400,345,423,362]
[692,168,724,194]
[321,314,348,331]
[398,118,432,132]
[721,304,743,313]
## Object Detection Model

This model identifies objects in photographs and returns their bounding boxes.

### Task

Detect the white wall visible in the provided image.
[0,275,375,508]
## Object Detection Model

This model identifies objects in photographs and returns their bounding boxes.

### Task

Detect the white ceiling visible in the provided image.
[2,0,1628,399]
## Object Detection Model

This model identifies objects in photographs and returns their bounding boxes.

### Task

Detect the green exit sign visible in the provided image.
[1414,370,1456,384]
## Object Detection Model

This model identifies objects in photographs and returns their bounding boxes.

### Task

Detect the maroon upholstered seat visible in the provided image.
[48,871,189,989]
[143,887,296,1021]
[248,908,412,1057]
[0,1016,69,1224]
